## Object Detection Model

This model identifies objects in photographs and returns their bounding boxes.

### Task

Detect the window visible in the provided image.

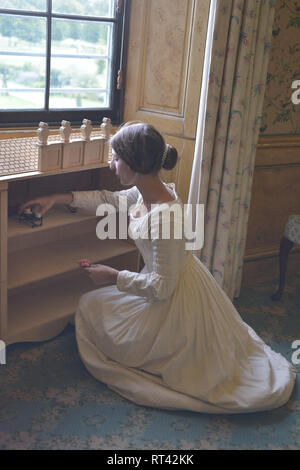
[0,0,130,127]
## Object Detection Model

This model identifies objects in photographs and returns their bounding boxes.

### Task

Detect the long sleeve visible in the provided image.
[70,186,140,214]
[117,213,188,302]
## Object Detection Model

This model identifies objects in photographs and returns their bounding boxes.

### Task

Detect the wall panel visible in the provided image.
[242,136,300,286]
[124,0,210,202]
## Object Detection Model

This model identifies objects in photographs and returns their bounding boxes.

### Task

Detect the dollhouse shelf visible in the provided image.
[7,250,136,346]
[0,131,105,176]
[0,161,109,183]
[8,204,101,237]
[3,202,139,345]
[0,116,111,178]
[0,125,140,346]
[8,232,137,290]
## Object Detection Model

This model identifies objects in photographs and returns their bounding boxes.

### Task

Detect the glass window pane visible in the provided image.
[49,57,108,109]
[0,88,44,109]
[0,15,46,110]
[0,0,46,12]
[49,90,107,109]
[0,15,46,54]
[52,0,116,18]
[50,19,113,110]
[51,19,111,56]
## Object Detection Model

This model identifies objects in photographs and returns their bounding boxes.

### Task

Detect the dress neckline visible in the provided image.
[130,183,179,220]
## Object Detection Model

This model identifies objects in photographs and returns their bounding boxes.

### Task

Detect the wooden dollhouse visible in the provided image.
[0,118,139,345]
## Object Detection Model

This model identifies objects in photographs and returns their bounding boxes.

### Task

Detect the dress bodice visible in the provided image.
[71,182,191,301]
[127,183,190,274]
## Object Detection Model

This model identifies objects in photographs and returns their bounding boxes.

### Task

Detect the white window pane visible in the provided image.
[0,15,46,53]
[0,15,46,110]
[49,58,108,109]
[52,0,117,18]
[51,19,111,56]
[49,90,107,109]
[0,89,44,109]
[0,0,46,11]
[50,19,113,110]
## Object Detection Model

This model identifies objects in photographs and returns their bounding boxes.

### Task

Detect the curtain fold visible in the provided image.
[188,0,276,300]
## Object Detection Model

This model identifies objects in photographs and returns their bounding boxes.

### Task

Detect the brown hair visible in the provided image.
[110,121,178,174]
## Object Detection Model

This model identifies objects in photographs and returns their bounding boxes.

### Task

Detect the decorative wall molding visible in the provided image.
[255,135,300,167]
[257,135,300,148]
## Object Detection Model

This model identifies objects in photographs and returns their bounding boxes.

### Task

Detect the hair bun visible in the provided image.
[111,122,179,174]
[162,144,178,171]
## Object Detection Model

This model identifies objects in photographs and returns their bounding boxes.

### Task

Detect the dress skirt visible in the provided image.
[75,253,296,414]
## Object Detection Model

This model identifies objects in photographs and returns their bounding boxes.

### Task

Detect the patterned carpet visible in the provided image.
[0,274,299,450]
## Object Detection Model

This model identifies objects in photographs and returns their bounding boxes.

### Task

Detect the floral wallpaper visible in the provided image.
[260,0,300,135]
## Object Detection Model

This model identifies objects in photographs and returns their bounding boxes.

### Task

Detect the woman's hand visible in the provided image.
[18,195,57,216]
[81,263,119,286]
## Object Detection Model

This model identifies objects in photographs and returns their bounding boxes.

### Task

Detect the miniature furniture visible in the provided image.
[271,214,300,301]
[0,119,139,346]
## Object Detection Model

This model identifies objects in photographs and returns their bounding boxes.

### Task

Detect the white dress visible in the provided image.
[71,183,296,414]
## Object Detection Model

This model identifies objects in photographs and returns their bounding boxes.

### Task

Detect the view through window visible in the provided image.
[0,0,128,126]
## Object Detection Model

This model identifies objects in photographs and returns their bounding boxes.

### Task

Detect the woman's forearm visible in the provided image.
[52,192,74,205]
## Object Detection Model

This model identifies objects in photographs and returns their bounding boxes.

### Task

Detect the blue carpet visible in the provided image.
[0,275,299,450]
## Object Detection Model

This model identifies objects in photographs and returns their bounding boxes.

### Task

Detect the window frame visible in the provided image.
[0,0,130,128]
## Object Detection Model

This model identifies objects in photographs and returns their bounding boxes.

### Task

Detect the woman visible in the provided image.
[19,122,296,413]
